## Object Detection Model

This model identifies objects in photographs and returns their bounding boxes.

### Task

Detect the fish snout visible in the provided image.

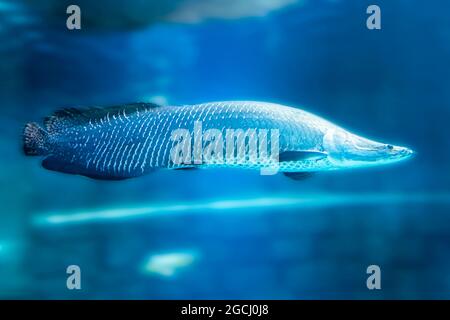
[323,129,414,168]
[387,145,414,161]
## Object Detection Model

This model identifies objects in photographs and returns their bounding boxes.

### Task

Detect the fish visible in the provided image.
[22,101,414,180]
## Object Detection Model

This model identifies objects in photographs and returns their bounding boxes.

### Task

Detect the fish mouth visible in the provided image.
[323,129,414,168]
[356,144,414,167]
[387,145,414,163]
[333,145,414,168]
[327,140,414,168]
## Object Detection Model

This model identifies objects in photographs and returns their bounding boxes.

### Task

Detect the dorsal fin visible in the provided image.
[44,102,161,133]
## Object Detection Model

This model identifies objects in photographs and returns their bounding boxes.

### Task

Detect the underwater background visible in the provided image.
[1,0,450,299]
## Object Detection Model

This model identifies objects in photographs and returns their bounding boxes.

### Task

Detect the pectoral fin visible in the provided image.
[283,172,315,180]
[279,151,327,162]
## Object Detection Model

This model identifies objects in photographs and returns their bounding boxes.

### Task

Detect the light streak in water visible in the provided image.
[34,193,450,226]
[142,251,197,277]
[0,240,16,261]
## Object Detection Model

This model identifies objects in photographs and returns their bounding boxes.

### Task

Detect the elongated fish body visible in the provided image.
[23,101,413,180]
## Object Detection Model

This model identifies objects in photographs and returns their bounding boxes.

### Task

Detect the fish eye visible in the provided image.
[386,144,394,150]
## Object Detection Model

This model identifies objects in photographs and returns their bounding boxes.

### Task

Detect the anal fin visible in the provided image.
[42,156,130,180]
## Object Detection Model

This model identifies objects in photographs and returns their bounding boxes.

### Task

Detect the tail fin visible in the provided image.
[23,123,49,156]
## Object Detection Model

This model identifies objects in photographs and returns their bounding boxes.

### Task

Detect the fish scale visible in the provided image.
[27,102,330,179]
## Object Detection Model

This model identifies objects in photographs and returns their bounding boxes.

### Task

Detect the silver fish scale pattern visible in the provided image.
[50,101,336,178]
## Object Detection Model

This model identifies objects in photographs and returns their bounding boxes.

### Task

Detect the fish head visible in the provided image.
[323,129,414,169]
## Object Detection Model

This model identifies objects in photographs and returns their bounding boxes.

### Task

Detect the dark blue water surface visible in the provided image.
[1,0,450,299]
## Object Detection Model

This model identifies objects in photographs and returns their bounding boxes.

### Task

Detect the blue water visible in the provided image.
[1,0,450,299]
